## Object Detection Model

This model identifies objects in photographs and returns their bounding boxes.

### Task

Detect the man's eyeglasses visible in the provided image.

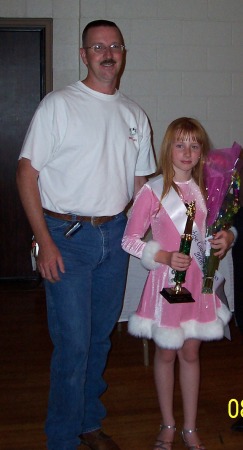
[84,44,125,54]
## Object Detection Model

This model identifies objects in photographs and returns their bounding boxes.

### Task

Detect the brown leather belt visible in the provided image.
[43,208,116,226]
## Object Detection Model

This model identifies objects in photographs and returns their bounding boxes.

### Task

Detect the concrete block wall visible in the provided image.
[1,0,243,155]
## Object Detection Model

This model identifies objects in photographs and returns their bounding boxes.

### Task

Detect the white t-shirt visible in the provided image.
[19,81,156,216]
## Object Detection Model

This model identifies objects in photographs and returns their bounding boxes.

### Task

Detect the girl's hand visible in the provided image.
[169,251,192,271]
[209,229,234,259]
[154,249,192,271]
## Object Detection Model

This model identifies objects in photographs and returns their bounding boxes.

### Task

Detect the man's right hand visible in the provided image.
[16,158,65,283]
[37,240,65,283]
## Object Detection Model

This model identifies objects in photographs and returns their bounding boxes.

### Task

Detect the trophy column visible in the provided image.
[161,201,196,303]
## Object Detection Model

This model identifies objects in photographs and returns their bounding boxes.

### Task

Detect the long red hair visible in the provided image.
[156,117,210,200]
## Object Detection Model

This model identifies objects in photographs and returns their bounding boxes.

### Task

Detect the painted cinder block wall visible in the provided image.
[1,0,243,155]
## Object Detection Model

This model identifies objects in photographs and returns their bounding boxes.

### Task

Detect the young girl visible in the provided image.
[122,117,234,450]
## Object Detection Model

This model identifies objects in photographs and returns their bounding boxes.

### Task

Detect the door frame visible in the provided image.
[0,18,53,284]
[0,18,53,96]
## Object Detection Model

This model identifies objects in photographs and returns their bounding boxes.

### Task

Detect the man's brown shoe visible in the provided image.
[80,429,121,450]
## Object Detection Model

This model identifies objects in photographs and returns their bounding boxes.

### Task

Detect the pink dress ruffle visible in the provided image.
[122,176,231,349]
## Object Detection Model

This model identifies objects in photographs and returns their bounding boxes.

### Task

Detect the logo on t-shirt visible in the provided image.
[129,127,137,141]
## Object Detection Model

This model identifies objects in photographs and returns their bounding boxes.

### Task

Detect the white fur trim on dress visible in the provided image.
[128,314,154,339]
[152,324,185,349]
[128,304,232,350]
[141,240,161,270]
[128,314,185,349]
[182,318,224,341]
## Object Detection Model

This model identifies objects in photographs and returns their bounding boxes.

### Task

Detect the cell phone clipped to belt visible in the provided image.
[31,236,39,271]
[64,221,82,238]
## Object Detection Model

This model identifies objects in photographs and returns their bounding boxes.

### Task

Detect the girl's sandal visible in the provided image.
[153,424,176,450]
[181,428,206,450]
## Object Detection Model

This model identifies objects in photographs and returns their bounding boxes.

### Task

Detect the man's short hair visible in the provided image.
[82,20,124,47]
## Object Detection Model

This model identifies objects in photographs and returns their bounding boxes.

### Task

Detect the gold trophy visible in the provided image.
[161,201,196,303]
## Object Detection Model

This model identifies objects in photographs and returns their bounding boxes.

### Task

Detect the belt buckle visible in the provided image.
[91,216,98,227]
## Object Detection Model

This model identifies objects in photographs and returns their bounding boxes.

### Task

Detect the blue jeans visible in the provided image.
[43,213,129,450]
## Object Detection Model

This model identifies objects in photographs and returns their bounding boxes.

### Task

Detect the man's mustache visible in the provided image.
[100,59,116,66]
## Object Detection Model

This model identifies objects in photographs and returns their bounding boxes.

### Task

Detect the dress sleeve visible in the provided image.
[122,184,158,259]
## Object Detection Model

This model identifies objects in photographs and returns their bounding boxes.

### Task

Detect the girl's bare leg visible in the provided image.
[153,345,177,449]
[178,338,204,448]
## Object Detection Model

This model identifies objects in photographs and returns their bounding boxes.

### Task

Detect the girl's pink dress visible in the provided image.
[122,175,231,349]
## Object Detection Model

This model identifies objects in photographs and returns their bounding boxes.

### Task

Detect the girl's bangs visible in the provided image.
[175,127,203,144]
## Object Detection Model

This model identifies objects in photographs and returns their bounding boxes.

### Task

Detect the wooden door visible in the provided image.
[0,19,52,281]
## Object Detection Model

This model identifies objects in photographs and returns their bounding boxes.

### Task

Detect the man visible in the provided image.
[16,20,156,450]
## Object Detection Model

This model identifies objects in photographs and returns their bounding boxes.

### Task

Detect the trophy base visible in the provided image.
[161,287,195,304]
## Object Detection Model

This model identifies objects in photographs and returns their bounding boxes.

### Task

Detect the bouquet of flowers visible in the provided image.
[202,142,242,294]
